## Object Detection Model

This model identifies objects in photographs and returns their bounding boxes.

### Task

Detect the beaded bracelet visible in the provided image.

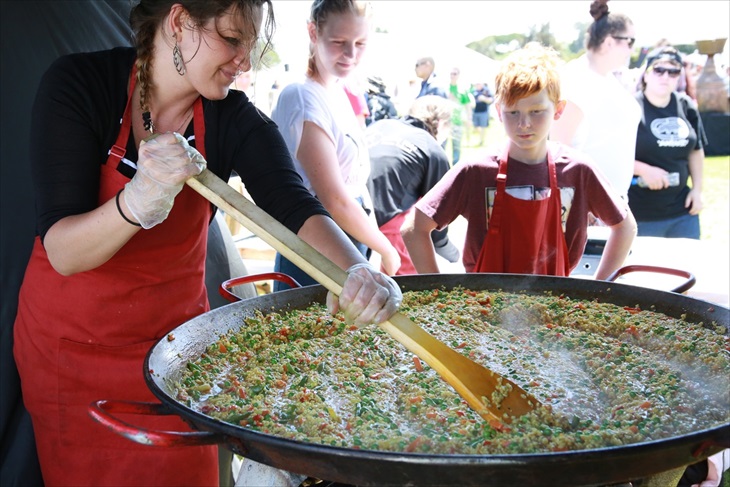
[115,188,141,227]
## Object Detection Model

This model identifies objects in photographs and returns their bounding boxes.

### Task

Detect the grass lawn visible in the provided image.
[702,155,730,250]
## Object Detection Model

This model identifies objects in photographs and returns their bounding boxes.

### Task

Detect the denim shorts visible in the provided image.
[472,111,489,128]
[636,213,700,239]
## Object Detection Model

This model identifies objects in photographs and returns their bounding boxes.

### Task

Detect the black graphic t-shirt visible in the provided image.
[629,92,706,221]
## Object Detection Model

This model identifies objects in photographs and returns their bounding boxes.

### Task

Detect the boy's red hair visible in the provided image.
[494,42,562,107]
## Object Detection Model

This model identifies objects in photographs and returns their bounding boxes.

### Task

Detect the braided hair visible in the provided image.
[129,0,274,117]
[585,0,632,51]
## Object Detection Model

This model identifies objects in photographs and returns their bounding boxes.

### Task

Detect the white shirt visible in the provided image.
[561,55,641,196]
[271,78,370,199]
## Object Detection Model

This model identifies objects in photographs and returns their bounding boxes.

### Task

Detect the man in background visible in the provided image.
[415,56,447,98]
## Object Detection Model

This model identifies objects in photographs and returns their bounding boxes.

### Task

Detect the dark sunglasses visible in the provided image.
[651,66,682,78]
[612,36,636,48]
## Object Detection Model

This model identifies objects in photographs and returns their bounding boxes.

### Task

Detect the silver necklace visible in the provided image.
[142,107,193,135]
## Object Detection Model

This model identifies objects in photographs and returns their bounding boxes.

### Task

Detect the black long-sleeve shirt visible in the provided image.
[31,47,328,240]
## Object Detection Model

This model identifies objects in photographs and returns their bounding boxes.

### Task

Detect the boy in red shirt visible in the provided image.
[401,43,636,279]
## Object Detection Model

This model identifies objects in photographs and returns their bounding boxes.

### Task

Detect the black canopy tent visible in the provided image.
[1,1,252,482]
[0,2,133,484]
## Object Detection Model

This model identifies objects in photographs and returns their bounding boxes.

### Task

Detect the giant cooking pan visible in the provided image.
[91,274,730,487]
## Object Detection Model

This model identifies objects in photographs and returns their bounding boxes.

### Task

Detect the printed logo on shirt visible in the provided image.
[484,186,576,232]
[650,117,690,148]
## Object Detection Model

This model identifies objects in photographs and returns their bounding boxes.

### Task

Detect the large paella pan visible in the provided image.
[91,274,730,486]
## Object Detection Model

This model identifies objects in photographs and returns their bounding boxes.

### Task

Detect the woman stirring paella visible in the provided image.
[12,1,401,485]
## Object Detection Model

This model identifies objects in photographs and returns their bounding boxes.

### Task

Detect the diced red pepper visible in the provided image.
[406,436,427,452]
[413,356,424,372]
[488,419,511,433]
[625,325,639,337]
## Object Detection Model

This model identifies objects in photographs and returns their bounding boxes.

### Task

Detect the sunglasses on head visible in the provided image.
[651,66,682,78]
[612,35,635,48]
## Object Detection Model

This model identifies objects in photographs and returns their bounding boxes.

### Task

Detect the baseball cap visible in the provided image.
[645,47,683,68]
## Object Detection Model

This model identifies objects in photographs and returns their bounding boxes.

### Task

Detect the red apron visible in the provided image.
[13,66,218,486]
[378,209,417,275]
[473,146,570,276]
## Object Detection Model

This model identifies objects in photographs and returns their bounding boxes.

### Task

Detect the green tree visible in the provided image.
[569,21,590,54]
[467,33,526,61]
[525,23,557,49]
[467,22,590,63]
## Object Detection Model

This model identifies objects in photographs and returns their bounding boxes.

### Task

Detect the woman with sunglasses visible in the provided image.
[550,0,641,199]
[629,46,707,239]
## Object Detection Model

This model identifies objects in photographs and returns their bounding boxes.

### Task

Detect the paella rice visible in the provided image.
[174,288,730,454]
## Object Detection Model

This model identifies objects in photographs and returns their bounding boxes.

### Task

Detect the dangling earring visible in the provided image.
[172,34,186,76]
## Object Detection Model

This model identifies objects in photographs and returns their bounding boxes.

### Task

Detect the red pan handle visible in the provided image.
[606,265,696,294]
[692,438,730,458]
[89,400,221,447]
[219,272,302,303]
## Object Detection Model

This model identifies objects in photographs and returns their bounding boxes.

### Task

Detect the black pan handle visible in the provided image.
[606,265,696,294]
[219,272,302,303]
[89,400,222,447]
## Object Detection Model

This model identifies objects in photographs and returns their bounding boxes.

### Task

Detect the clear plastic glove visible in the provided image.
[326,263,402,327]
[124,132,206,229]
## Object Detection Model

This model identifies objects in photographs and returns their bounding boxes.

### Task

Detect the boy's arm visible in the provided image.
[401,208,441,274]
[593,210,637,280]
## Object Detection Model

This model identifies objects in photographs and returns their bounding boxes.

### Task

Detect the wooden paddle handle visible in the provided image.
[187,169,347,294]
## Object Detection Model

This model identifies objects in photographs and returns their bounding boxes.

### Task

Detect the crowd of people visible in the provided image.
[3,0,725,486]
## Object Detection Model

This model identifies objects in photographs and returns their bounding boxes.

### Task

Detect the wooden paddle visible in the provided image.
[187,169,538,423]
